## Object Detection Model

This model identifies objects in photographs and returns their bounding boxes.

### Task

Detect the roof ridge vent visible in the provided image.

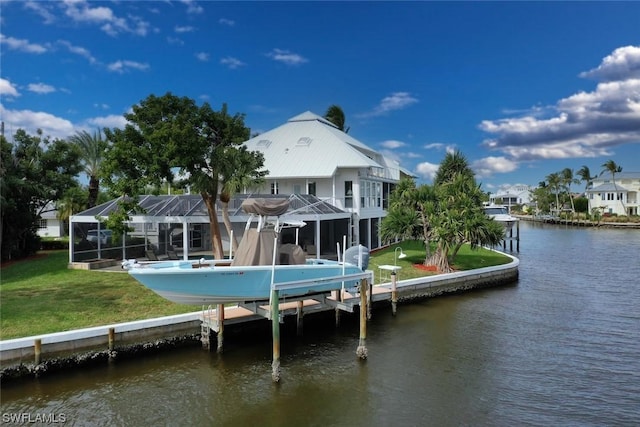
[257,139,272,148]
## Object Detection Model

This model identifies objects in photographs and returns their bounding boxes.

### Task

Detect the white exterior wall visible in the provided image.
[587,174,640,216]
[37,219,63,238]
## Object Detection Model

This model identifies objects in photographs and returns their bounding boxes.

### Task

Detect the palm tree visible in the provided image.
[219,146,267,252]
[577,165,596,193]
[546,172,562,215]
[561,168,579,214]
[601,160,625,214]
[68,129,107,209]
[433,150,474,186]
[324,105,350,133]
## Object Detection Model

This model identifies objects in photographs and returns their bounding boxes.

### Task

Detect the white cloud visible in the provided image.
[424,142,457,153]
[479,45,640,162]
[167,37,184,46]
[61,0,150,36]
[219,18,235,26]
[195,52,210,62]
[380,140,406,149]
[24,1,56,24]
[85,114,128,129]
[220,57,245,69]
[266,49,308,66]
[180,0,203,14]
[415,162,439,181]
[579,45,640,82]
[471,156,519,179]
[0,103,74,139]
[0,34,48,54]
[28,83,56,94]
[57,40,98,64]
[107,60,149,73]
[357,92,418,118]
[0,78,20,97]
[175,26,195,33]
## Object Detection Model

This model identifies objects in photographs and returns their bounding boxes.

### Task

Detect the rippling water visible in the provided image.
[2,222,639,426]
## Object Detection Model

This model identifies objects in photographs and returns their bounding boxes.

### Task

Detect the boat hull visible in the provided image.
[128,259,365,305]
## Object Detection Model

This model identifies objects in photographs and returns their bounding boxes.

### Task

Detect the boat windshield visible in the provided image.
[484,207,508,215]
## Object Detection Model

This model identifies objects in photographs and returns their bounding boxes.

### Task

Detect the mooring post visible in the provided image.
[271,289,281,383]
[216,303,225,354]
[356,279,368,360]
[334,290,341,327]
[367,281,373,320]
[391,271,398,316]
[296,300,304,337]
[516,221,520,252]
[108,327,115,351]
[34,338,42,365]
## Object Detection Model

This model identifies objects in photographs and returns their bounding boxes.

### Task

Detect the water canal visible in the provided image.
[1,221,639,426]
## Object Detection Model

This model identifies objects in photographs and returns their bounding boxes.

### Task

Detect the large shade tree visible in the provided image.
[1,130,82,260]
[102,93,263,259]
[219,145,267,252]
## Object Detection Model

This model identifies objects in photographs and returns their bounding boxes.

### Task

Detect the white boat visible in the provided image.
[483,204,518,231]
[123,198,370,305]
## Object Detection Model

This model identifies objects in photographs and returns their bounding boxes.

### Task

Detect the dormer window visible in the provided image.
[296,137,312,146]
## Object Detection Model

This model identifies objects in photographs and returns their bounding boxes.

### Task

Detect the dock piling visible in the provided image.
[271,289,281,383]
[216,303,224,354]
[356,279,368,360]
[296,301,304,336]
[391,271,398,316]
[34,339,42,365]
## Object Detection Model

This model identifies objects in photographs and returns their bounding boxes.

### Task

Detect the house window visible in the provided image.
[607,193,614,201]
[345,181,353,208]
[271,182,279,195]
[307,182,316,196]
[600,193,605,201]
[617,193,623,201]
[38,219,47,229]
[293,184,301,194]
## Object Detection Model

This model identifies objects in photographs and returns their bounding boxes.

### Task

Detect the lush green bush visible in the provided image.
[41,240,68,250]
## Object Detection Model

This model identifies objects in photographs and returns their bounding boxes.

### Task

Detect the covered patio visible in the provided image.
[69,194,352,263]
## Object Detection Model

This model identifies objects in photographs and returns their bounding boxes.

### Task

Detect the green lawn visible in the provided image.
[0,244,512,340]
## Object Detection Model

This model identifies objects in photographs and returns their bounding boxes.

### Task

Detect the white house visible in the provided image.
[37,203,64,238]
[586,171,639,216]
[489,184,534,212]
[69,111,414,262]
[243,111,414,249]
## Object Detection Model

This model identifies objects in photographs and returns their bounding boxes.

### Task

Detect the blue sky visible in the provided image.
[1,1,639,193]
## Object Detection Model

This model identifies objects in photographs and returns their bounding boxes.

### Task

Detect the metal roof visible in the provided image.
[71,193,348,223]
[244,111,384,179]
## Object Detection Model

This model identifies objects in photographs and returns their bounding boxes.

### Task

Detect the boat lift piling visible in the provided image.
[216,303,225,354]
[356,278,368,359]
[271,289,281,383]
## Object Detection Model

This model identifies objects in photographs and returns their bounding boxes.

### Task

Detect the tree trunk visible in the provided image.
[221,200,239,252]
[424,247,452,273]
[88,175,99,208]
[202,193,224,259]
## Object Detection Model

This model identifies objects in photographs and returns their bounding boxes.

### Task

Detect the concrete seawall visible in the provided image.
[1,251,519,377]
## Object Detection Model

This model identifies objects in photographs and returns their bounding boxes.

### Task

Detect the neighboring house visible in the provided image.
[489,184,534,212]
[243,111,414,249]
[586,171,640,216]
[37,203,64,238]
